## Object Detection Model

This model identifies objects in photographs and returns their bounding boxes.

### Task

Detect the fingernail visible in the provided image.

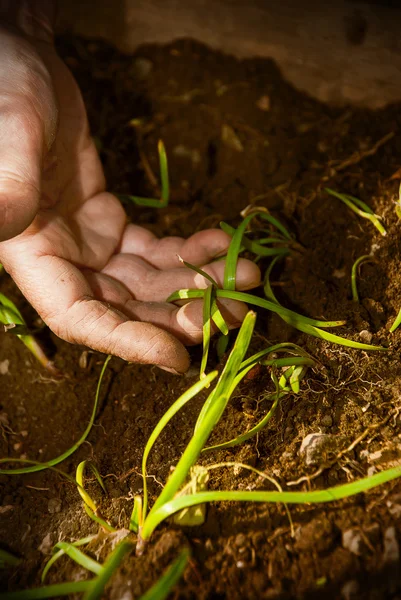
[158,365,185,376]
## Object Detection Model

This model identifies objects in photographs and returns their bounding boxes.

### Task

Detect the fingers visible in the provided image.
[118,224,233,270]
[5,254,191,373]
[102,254,261,302]
[0,27,57,241]
[84,271,249,345]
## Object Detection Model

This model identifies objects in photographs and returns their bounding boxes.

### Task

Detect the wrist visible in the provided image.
[0,0,56,43]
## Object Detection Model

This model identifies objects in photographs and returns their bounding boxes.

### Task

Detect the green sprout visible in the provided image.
[122,312,401,550]
[325,188,386,237]
[0,548,21,569]
[394,182,401,220]
[351,255,374,302]
[0,356,111,475]
[0,292,58,375]
[117,140,169,208]
[390,307,401,333]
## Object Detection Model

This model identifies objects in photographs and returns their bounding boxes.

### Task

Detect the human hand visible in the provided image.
[0,15,261,373]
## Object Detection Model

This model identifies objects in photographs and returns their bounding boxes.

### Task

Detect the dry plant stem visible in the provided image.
[328,131,394,173]
[286,406,399,486]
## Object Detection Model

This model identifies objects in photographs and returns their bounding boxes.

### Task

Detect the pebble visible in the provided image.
[321,415,333,428]
[132,57,153,80]
[341,580,359,600]
[38,533,53,555]
[234,533,247,547]
[256,95,271,111]
[342,528,363,555]
[359,329,373,344]
[299,433,339,466]
[382,526,400,565]
[48,498,62,514]
[0,359,10,375]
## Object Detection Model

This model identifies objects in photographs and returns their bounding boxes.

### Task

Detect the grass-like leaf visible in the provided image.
[0,581,92,599]
[390,307,401,333]
[351,255,373,302]
[76,461,115,532]
[220,222,289,257]
[0,356,111,475]
[139,548,190,600]
[42,536,96,582]
[117,140,169,208]
[0,293,58,374]
[144,312,256,531]
[168,288,384,351]
[141,371,218,520]
[82,541,133,600]
[141,464,401,539]
[223,212,290,290]
[325,188,386,237]
[47,542,102,577]
[0,548,21,568]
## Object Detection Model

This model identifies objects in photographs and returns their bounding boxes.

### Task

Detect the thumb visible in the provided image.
[0,27,57,241]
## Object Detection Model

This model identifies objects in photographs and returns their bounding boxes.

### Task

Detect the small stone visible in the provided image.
[13,442,22,452]
[333,268,346,279]
[0,412,10,427]
[0,505,14,514]
[299,433,339,466]
[342,528,363,555]
[387,501,401,518]
[48,498,62,514]
[0,359,9,375]
[341,580,359,600]
[132,57,153,80]
[79,351,88,369]
[221,124,243,152]
[382,526,399,565]
[359,330,372,344]
[235,533,247,547]
[38,533,53,555]
[20,430,28,438]
[256,95,271,111]
[321,415,333,428]
[236,560,246,569]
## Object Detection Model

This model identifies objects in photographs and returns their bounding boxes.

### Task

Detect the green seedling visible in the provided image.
[121,311,401,549]
[170,210,385,380]
[351,255,374,302]
[325,188,386,237]
[117,140,169,208]
[42,536,97,582]
[204,343,315,452]
[0,292,58,374]
[0,356,111,475]
[390,307,401,333]
[140,548,190,600]
[0,548,21,568]
[76,460,115,532]
[394,182,401,220]
[172,466,209,526]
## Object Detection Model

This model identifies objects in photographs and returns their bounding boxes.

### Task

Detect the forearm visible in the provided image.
[0,0,56,41]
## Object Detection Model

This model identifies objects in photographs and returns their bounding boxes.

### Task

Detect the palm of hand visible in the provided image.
[0,42,260,372]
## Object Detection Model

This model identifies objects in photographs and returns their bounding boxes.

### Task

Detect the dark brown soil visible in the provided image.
[2,36,401,599]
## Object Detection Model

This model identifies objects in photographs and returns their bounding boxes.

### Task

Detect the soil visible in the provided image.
[2,36,401,600]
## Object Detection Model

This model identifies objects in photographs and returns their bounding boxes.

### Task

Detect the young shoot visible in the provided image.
[0,356,111,475]
[125,311,401,547]
[117,140,169,208]
[351,255,374,303]
[0,292,58,375]
[394,182,401,220]
[325,188,386,237]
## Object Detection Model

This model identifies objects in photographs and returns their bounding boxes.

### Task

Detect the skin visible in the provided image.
[0,11,261,374]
